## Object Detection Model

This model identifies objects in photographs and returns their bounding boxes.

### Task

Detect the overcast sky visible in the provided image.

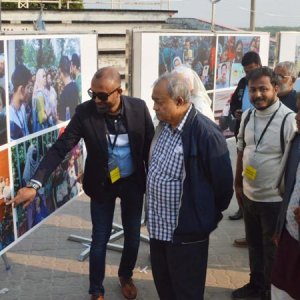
[170,0,300,28]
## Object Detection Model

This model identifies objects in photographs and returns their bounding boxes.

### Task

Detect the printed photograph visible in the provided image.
[11,128,84,237]
[214,89,236,138]
[216,35,261,89]
[0,149,14,252]
[7,38,81,141]
[159,35,217,90]
[0,41,7,146]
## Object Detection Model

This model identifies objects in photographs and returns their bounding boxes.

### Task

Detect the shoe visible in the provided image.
[232,283,261,298]
[233,238,248,248]
[229,208,243,220]
[90,295,104,300]
[119,276,137,299]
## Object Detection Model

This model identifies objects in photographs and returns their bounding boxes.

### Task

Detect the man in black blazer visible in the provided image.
[9,67,154,300]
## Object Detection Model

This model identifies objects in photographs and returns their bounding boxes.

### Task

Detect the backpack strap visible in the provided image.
[280,112,293,154]
[242,109,252,149]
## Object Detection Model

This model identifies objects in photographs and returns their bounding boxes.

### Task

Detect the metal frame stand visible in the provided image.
[68,222,149,262]
[1,254,11,270]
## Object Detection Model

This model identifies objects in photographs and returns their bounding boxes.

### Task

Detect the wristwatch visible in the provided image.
[26,181,41,191]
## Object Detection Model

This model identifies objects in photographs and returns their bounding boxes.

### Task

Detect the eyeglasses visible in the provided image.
[88,86,120,102]
[276,74,291,81]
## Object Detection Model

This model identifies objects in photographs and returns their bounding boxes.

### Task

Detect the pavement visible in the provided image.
[0,139,251,300]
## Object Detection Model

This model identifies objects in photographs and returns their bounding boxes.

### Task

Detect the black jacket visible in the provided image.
[33,96,154,200]
[229,77,247,137]
[150,106,233,243]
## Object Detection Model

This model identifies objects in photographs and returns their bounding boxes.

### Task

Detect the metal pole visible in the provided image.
[250,0,256,31]
[211,2,215,31]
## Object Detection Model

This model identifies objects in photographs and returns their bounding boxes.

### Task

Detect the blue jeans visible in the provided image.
[150,238,209,300]
[88,175,144,296]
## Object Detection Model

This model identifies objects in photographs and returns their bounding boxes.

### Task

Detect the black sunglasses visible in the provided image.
[88,86,120,102]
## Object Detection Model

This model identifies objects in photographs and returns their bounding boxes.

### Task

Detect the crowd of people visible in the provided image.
[6,53,300,300]
[159,36,216,90]
[9,53,81,140]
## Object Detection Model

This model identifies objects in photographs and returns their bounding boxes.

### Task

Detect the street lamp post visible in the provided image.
[210,0,221,31]
[250,0,256,31]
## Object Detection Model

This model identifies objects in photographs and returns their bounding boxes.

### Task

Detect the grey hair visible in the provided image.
[276,61,297,79]
[153,72,191,103]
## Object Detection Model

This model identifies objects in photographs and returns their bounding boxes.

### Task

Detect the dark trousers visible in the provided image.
[88,175,144,296]
[243,196,281,291]
[150,238,209,300]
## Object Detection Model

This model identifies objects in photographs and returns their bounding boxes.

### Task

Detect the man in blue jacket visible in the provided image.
[147,72,233,300]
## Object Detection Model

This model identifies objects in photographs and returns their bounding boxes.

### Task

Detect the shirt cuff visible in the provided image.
[30,179,42,188]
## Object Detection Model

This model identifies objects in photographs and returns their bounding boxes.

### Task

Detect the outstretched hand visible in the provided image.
[7,187,37,209]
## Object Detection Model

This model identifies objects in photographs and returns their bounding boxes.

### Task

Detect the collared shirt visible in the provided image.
[147,105,192,241]
[105,99,134,178]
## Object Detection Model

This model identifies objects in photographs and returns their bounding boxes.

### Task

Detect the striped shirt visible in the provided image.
[147,105,192,241]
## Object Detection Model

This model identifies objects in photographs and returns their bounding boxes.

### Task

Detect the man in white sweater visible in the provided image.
[232,67,297,300]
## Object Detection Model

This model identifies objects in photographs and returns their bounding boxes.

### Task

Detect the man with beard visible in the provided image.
[229,51,262,223]
[232,67,296,300]
[274,61,297,113]
[8,67,154,300]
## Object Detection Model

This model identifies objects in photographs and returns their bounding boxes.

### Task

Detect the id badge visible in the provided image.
[108,159,121,183]
[244,165,257,180]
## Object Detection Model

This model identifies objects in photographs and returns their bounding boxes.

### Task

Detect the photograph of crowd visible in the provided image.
[11,128,84,237]
[7,37,81,141]
[0,41,7,146]
[214,89,236,139]
[216,35,260,89]
[159,35,217,90]
[0,149,14,252]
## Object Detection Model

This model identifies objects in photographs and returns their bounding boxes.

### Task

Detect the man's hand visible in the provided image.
[234,109,243,121]
[6,187,37,209]
[294,206,300,224]
[235,184,244,208]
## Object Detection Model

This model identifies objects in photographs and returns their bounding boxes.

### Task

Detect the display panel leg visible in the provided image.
[68,222,149,261]
[1,254,11,270]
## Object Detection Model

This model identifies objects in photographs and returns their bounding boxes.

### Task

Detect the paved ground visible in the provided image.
[0,139,251,300]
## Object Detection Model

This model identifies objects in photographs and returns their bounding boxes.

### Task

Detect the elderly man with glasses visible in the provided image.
[8,67,154,300]
[274,61,298,113]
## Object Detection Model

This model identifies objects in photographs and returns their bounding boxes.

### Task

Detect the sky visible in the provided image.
[170,0,300,29]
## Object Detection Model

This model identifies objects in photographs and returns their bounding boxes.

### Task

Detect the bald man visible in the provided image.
[9,67,154,300]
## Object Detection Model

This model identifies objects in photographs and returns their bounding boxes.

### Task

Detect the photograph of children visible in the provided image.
[214,89,236,138]
[7,37,81,141]
[159,35,216,90]
[0,149,14,252]
[217,35,261,89]
[0,41,7,146]
[11,128,84,237]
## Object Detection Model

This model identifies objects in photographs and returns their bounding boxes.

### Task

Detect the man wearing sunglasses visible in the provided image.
[8,67,155,300]
[274,61,298,113]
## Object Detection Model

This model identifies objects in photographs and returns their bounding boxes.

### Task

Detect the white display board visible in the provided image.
[0,33,98,255]
[278,32,300,92]
[132,30,270,127]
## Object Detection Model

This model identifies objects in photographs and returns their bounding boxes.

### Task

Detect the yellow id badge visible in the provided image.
[108,159,121,183]
[244,165,257,181]
[110,167,121,183]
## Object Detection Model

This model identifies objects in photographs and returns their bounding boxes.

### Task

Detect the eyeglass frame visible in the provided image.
[87,86,121,102]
